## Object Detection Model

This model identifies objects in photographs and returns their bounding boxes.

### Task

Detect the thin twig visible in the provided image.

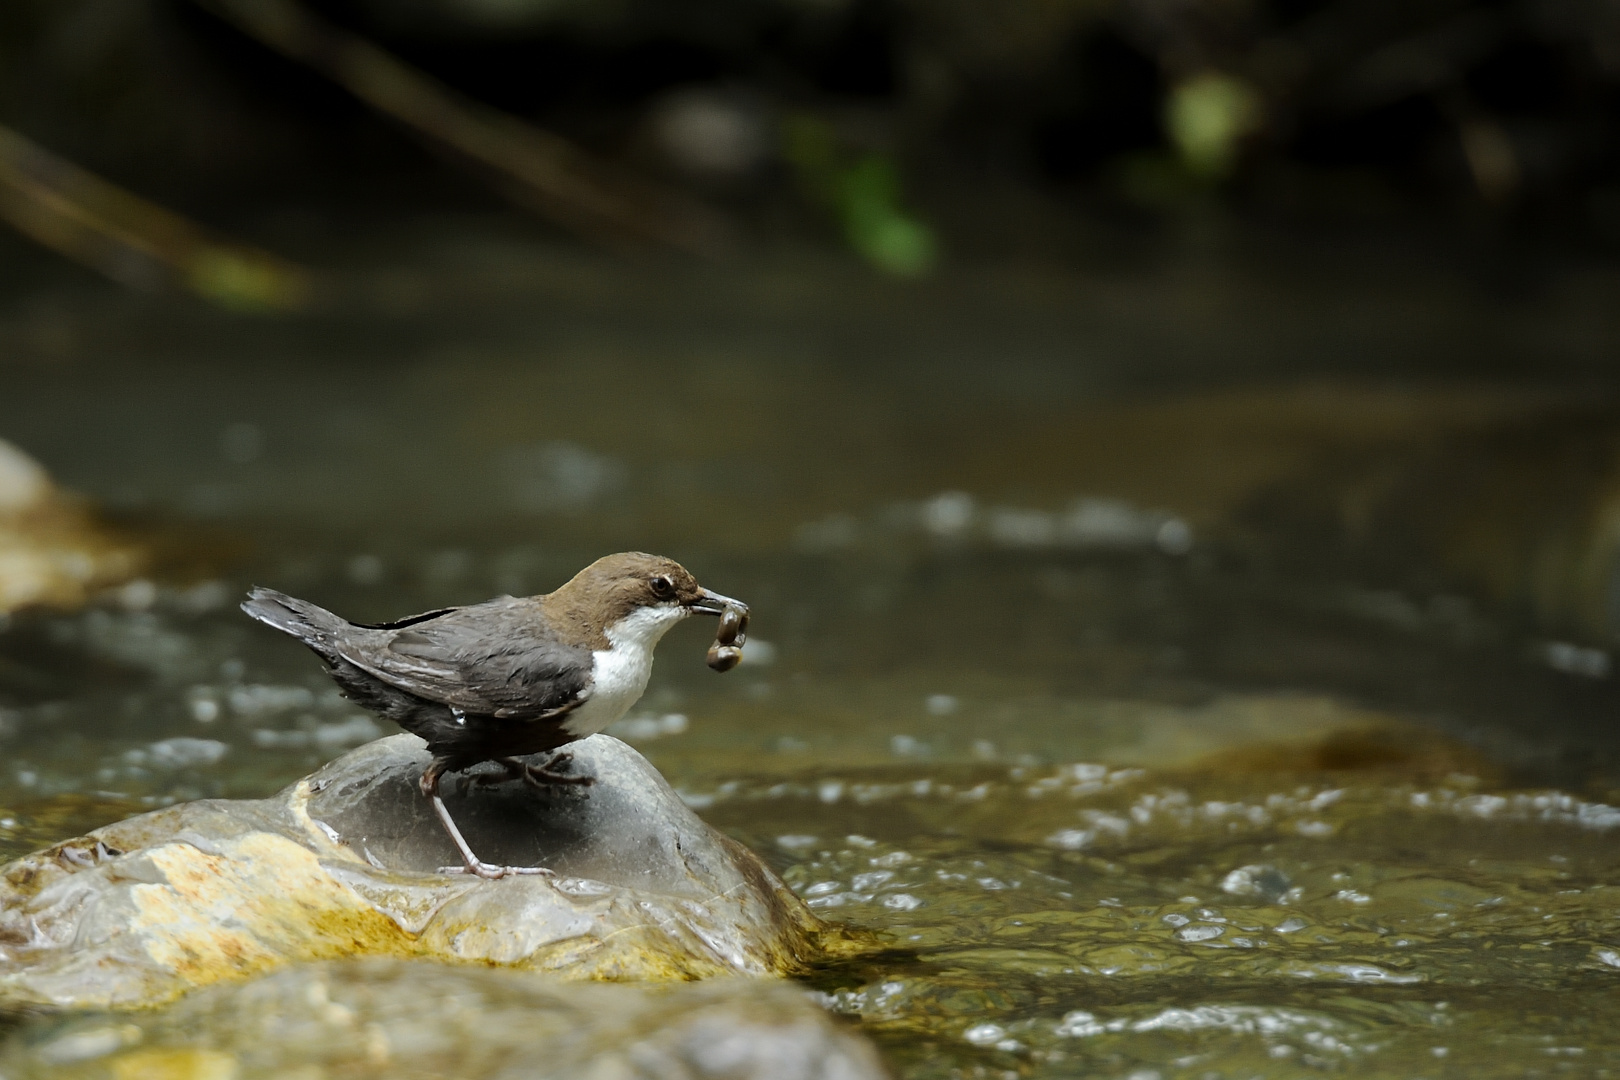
[0,123,309,311]
[192,0,733,257]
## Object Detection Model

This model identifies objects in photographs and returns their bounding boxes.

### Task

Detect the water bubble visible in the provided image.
[611,713,690,741]
[252,729,309,749]
[140,737,230,770]
[228,684,315,717]
[649,87,770,179]
[922,492,975,538]
[738,639,776,667]
[503,442,624,513]
[116,579,158,611]
[852,871,894,891]
[1156,518,1194,554]
[1046,829,1092,850]
[890,734,926,756]
[925,694,958,716]
[175,580,230,614]
[1060,498,1154,546]
[1220,864,1294,903]
[346,555,385,585]
[1054,1011,1103,1037]
[312,715,384,749]
[988,507,1057,548]
[963,1023,1006,1046]
[1542,641,1610,678]
[1295,962,1423,984]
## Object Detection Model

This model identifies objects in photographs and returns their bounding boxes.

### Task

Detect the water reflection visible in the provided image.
[4,259,1620,1076]
[3,543,1618,1075]
[710,756,1620,1077]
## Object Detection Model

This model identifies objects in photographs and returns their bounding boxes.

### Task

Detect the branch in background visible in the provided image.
[192,0,734,258]
[0,124,310,312]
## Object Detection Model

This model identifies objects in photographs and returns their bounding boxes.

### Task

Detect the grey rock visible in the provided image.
[0,734,854,1010]
[0,958,891,1079]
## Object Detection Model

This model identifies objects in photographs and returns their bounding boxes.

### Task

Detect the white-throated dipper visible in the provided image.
[241,552,748,878]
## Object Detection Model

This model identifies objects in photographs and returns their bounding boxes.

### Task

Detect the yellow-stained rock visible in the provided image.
[0,438,143,614]
[0,735,860,1010]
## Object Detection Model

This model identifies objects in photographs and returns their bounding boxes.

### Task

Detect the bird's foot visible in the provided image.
[521,762,594,788]
[488,754,594,789]
[437,860,556,879]
[469,765,516,789]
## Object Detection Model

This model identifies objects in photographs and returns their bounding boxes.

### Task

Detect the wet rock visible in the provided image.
[0,734,856,1010]
[0,438,143,614]
[0,958,890,1079]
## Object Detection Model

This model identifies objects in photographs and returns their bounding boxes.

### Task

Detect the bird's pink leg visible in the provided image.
[420,759,553,878]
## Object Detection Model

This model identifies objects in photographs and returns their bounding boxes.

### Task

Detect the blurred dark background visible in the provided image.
[5,0,1620,284]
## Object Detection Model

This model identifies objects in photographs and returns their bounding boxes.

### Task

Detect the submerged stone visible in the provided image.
[0,734,855,1010]
[0,958,890,1079]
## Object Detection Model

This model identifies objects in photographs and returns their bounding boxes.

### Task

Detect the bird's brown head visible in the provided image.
[541,552,745,648]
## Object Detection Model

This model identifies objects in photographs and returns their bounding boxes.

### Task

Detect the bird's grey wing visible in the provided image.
[336,599,590,720]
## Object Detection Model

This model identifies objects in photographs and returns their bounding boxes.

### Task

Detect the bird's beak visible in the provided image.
[688,588,746,617]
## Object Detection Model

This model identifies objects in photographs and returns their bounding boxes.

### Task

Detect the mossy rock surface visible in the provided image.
[0,734,854,1010]
[0,958,890,1079]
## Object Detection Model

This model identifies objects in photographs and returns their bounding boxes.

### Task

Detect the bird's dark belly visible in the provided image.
[327,657,577,770]
[422,712,577,770]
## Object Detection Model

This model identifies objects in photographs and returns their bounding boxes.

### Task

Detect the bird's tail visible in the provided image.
[240,587,347,656]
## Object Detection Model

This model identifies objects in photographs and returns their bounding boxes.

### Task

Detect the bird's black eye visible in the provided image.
[651,575,675,599]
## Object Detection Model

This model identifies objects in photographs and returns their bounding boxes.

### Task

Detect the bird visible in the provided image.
[240,552,748,878]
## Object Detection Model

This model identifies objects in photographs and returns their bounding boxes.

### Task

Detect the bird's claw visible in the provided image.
[523,766,593,787]
[486,755,594,789]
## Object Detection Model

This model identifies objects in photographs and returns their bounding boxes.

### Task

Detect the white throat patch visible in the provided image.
[563,603,689,738]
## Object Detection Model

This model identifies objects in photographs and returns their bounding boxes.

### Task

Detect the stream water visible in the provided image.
[3,230,1620,1077]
